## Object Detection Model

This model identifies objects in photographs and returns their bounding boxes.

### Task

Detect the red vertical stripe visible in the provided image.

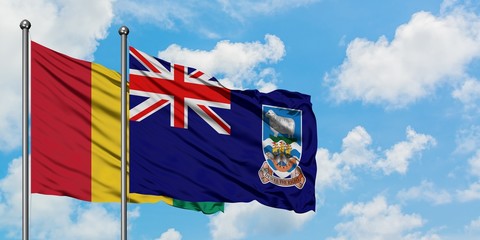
[31,41,92,201]
[173,65,185,128]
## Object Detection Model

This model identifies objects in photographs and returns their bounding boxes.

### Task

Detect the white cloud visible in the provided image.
[396,180,452,205]
[452,78,480,112]
[0,157,23,231]
[33,202,119,240]
[0,158,120,239]
[328,196,429,240]
[375,127,436,175]
[128,206,140,219]
[254,68,279,93]
[434,216,480,240]
[468,150,480,178]
[218,0,319,21]
[456,148,480,202]
[440,0,459,13]
[340,126,376,167]
[455,125,480,154]
[316,126,435,191]
[326,7,480,108]
[4,0,115,60]
[403,232,442,240]
[465,216,480,233]
[208,201,314,240]
[116,0,318,35]
[126,206,141,232]
[158,34,285,91]
[115,0,193,30]
[155,228,182,240]
[315,148,354,191]
[315,126,375,191]
[0,0,115,151]
[457,182,480,202]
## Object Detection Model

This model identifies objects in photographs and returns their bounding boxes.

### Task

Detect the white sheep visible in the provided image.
[265,110,295,138]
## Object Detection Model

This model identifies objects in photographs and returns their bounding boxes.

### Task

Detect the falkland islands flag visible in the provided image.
[129,47,317,213]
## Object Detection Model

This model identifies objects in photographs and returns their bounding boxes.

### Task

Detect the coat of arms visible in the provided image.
[259,105,306,189]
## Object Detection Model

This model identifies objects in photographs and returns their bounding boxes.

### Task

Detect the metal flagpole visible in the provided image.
[119,25,129,240]
[20,19,31,240]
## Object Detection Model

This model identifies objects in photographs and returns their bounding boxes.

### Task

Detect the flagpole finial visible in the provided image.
[119,26,129,36]
[20,19,31,30]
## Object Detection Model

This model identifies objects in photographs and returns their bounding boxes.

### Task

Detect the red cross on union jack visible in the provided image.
[129,47,231,135]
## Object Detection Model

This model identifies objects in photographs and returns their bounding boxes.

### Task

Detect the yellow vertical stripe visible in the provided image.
[90,62,172,204]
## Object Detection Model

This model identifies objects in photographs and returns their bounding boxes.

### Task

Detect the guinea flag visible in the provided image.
[30,41,223,214]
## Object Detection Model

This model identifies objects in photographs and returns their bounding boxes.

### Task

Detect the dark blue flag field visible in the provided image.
[129,47,317,213]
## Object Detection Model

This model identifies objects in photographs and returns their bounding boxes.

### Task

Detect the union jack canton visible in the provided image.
[129,47,231,135]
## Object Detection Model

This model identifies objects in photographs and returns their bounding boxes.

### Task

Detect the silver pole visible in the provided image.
[119,25,129,240]
[20,19,31,240]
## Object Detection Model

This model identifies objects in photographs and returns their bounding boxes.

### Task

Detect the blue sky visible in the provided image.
[1,0,480,239]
